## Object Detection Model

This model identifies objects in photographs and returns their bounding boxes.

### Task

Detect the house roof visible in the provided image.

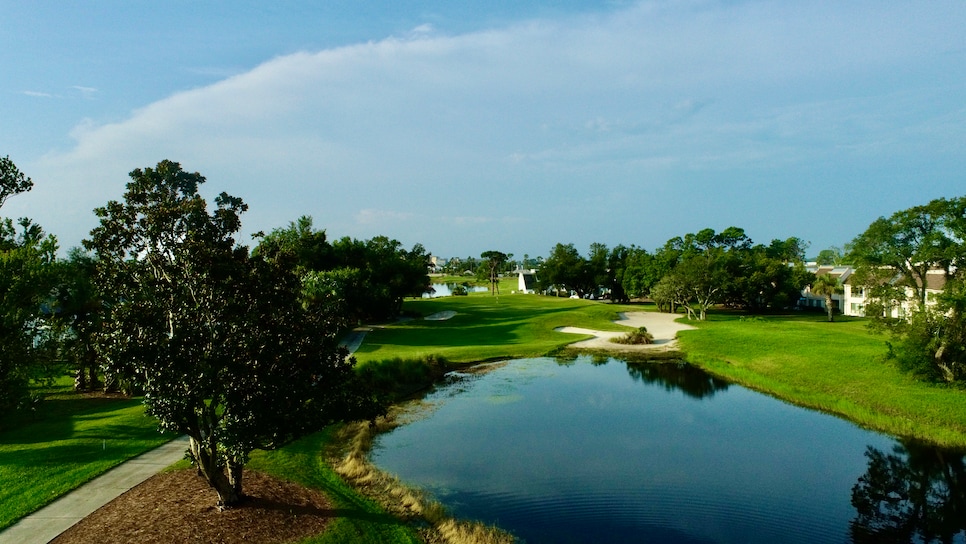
[815,265,852,282]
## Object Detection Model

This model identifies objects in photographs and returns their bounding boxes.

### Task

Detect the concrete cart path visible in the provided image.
[0,435,190,544]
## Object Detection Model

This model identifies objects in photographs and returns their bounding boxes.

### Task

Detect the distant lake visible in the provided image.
[423,282,490,298]
[371,356,966,544]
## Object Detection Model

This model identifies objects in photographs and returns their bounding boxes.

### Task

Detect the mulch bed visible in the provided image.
[52,469,332,544]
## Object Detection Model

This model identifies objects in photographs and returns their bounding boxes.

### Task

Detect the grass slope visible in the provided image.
[676,313,966,447]
[248,430,423,544]
[0,383,171,530]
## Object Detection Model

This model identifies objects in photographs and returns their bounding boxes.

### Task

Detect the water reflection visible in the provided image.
[372,357,962,544]
[625,360,730,399]
[851,439,966,543]
[423,282,489,298]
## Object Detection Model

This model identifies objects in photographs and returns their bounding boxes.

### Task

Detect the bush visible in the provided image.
[612,326,654,345]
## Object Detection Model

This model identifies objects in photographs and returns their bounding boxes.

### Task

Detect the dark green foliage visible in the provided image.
[48,248,103,391]
[885,279,966,382]
[849,196,966,383]
[0,156,59,415]
[611,326,654,345]
[256,216,431,323]
[480,250,510,295]
[356,356,451,401]
[851,440,966,543]
[0,155,34,208]
[538,242,590,296]
[84,160,383,507]
[616,229,810,318]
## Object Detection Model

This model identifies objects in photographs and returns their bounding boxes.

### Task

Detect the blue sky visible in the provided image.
[2,1,964,259]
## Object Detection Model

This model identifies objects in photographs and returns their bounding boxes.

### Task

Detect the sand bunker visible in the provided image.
[424,311,457,321]
[555,312,695,351]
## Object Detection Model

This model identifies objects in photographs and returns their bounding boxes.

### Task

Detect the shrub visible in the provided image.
[612,326,654,345]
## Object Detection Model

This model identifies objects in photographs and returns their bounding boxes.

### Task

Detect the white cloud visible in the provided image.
[71,86,98,98]
[9,0,965,256]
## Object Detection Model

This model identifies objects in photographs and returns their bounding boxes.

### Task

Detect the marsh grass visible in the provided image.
[331,408,516,544]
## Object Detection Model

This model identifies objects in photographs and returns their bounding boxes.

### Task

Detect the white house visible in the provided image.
[517,270,537,294]
[801,265,852,314]
[842,268,949,318]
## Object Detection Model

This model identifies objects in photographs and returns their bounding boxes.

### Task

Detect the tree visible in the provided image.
[0,155,34,208]
[849,196,966,383]
[0,157,58,415]
[848,198,959,311]
[815,246,844,266]
[85,160,381,507]
[480,250,510,295]
[257,220,431,323]
[539,243,587,297]
[663,253,728,320]
[49,248,104,391]
[607,245,631,303]
[809,273,843,322]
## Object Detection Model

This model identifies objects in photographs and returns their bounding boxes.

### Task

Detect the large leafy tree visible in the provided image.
[49,248,103,391]
[849,196,966,383]
[85,160,380,507]
[0,157,59,415]
[539,243,596,297]
[848,198,960,310]
[256,218,430,323]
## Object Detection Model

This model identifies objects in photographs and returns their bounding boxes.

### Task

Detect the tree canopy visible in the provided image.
[848,196,966,382]
[479,250,511,295]
[84,161,381,507]
[0,157,58,416]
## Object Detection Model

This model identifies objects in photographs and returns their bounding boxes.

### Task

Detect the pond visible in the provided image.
[371,356,966,544]
[423,282,490,298]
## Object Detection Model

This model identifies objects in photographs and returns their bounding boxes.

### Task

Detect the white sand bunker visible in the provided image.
[555,312,695,351]
[425,310,457,321]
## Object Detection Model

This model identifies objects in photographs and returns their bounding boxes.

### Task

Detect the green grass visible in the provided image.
[1,386,425,542]
[0,381,172,530]
[248,430,423,544]
[355,293,641,365]
[676,312,966,447]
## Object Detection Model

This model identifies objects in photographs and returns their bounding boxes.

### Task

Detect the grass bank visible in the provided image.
[676,312,966,448]
[355,292,640,366]
[247,430,425,544]
[0,380,172,530]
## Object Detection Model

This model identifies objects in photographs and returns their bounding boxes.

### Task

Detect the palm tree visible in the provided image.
[810,274,843,322]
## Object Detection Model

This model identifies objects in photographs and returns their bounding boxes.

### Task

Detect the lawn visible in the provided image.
[0,381,172,530]
[354,290,640,365]
[676,312,966,448]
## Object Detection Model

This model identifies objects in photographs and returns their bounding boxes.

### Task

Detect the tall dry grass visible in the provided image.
[331,406,516,544]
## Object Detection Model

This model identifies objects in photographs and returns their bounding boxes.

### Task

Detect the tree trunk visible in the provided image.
[825,295,834,322]
[188,435,243,508]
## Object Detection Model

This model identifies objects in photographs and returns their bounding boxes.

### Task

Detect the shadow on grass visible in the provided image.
[1,396,149,445]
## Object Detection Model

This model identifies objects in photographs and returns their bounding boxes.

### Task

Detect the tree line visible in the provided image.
[537,228,812,320]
